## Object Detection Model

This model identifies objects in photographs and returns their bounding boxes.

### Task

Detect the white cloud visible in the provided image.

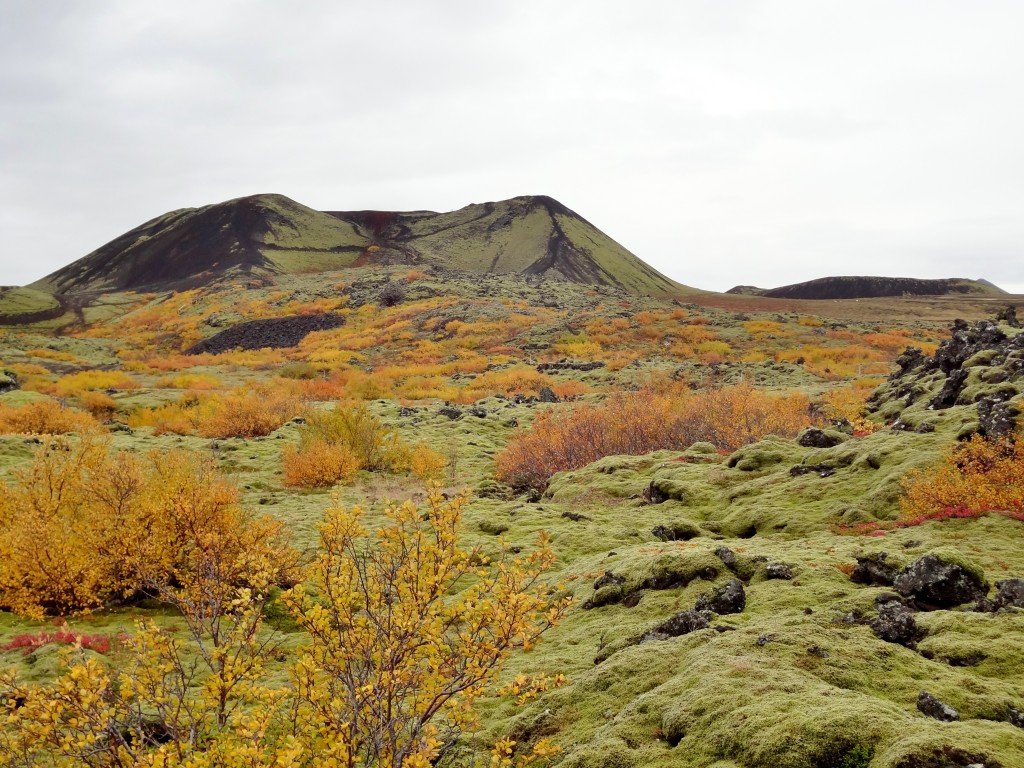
[1,0,1021,295]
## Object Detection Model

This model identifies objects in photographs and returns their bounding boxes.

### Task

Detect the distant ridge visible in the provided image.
[726,276,1005,300]
[30,194,688,297]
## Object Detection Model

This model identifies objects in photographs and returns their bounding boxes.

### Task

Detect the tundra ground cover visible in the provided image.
[0,269,1021,767]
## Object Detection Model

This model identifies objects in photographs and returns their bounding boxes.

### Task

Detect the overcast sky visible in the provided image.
[2,1,1022,293]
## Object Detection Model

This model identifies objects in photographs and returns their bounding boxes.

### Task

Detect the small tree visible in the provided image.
[285,487,569,768]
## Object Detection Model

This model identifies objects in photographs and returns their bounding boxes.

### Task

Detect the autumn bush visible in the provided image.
[304,401,409,471]
[901,432,1024,519]
[0,436,295,617]
[283,438,360,487]
[0,398,100,435]
[53,370,136,397]
[75,390,118,419]
[409,442,447,481]
[197,386,307,438]
[496,383,817,492]
[0,489,566,767]
[129,385,305,438]
[282,401,411,488]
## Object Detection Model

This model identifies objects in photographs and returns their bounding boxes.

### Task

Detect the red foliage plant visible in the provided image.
[1,630,115,655]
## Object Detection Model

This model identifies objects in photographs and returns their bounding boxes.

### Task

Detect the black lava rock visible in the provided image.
[593,571,625,590]
[765,563,793,580]
[917,691,959,722]
[714,546,737,569]
[871,594,922,646]
[643,609,712,641]
[851,552,898,587]
[894,554,988,609]
[977,395,1021,439]
[537,386,560,403]
[695,579,746,615]
[927,369,969,410]
[797,428,844,448]
[437,405,462,420]
[186,313,347,354]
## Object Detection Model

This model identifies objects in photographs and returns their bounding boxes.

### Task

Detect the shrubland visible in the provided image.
[496,382,818,492]
[0,268,1019,767]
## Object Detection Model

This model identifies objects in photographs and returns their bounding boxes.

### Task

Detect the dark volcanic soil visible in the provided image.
[185,314,346,355]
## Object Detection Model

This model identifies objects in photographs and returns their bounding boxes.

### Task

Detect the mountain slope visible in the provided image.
[726,276,1004,300]
[30,194,688,296]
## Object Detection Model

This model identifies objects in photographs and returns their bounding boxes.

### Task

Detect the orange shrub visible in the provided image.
[496,383,817,491]
[282,439,360,487]
[901,433,1024,518]
[458,365,554,403]
[76,390,118,419]
[197,387,307,439]
[550,380,589,400]
[0,398,101,435]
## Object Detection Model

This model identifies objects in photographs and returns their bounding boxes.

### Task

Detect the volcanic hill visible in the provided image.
[727,275,1005,300]
[29,193,686,297]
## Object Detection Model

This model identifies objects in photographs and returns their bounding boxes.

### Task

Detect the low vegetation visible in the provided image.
[0,266,1021,767]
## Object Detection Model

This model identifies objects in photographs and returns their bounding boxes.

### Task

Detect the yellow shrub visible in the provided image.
[0,438,294,617]
[54,370,136,396]
[0,398,100,435]
[282,439,360,487]
[76,390,118,419]
[302,401,409,472]
[409,443,447,481]
[155,373,223,390]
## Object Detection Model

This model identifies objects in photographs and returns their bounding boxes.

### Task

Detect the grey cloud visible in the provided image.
[1,0,1021,295]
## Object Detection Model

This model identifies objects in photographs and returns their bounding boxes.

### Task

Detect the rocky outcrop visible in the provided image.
[871,594,922,647]
[694,579,746,615]
[186,313,346,354]
[893,554,988,610]
[916,691,959,722]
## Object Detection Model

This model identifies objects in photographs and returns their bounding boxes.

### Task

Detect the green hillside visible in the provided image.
[22,193,690,298]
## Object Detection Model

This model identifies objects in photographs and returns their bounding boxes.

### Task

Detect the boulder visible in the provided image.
[894,554,988,609]
[871,594,922,646]
[642,609,712,642]
[537,387,560,403]
[891,347,928,378]
[927,369,969,409]
[714,546,737,569]
[996,305,1020,328]
[797,427,845,448]
[916,691,959,722]
[437,405,462,420]
[593,571,625,590]
[651,522,699,541]
[975,578,1024,612]
[765,563,793,580]
[695,579,746,615]
[0,369,18,394]
[851,552,899,587]
[976,395,1021,439]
